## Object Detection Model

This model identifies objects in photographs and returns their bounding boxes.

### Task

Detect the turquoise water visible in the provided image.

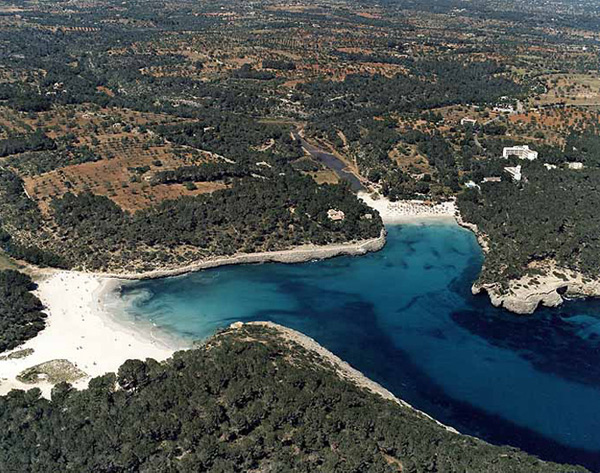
[116,223,600,470]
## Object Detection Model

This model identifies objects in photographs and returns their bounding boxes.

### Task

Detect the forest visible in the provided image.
[0,130,56,158]
[46,173,382,271]
[458,163,600,285]
[0,270,46,353]
[0,324,587,473]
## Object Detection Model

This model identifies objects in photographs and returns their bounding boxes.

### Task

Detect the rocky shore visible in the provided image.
[455,210,600,314]
[102,229,387,280]
[472,267,600,315]
[454,211,489,253]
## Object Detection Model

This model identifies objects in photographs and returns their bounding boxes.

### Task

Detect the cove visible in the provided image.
[112,223,600,470]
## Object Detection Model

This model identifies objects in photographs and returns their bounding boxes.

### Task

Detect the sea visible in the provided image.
[109,223,600,470]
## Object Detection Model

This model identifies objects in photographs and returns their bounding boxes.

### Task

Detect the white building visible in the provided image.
[482,176,502,183]
[465,180,480,190]
[504,165,522,182]
[460,117,477,126]
[494,105,515,113]
[567,162,584,170]
[502,145,538,161]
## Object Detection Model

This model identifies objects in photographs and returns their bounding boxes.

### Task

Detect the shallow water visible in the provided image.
[116,223,600,470]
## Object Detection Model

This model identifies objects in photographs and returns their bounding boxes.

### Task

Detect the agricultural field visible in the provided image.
[1,106,225,213]
[0,0,599,270]
[536,73,600,106]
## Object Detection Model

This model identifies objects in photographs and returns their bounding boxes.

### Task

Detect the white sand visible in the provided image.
[359,191,457,223]
[0,192,454,397]
[0,271,187,398]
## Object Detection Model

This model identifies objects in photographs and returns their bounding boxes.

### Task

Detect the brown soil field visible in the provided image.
[22,143,223,214]
[434,104,501,125]
[508,107,600,145]
[510,108,600,128]
[0,106,187,147]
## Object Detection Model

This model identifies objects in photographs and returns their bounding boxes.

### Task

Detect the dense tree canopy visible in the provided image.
[0,325,587,472]
[0,270,46,353]
[45,173,381,271]
[458,163,600,284]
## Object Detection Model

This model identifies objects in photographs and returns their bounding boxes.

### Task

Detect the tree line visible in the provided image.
[0,270,46,353]
[0,324,587,472]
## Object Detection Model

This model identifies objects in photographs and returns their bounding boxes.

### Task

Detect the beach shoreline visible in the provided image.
[0,203,463,396]
[358,192,457,224]
[0,230,387,396]
[0,271,189,397]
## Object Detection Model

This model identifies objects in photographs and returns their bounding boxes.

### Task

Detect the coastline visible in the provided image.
[97,228,387,280]
[230,321,459,434]
[0,200,470,396]
[472,267,600,315]
[0,230,386,396]
[454,211,490,253]
[453,210,600,314]
[0,271,189,397]
[357,191,600,315]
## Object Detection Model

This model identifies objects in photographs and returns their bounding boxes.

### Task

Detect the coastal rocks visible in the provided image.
[472,269,600,315]
[109,229,387,280]
[454,212,489,253]
[455,210,600,315]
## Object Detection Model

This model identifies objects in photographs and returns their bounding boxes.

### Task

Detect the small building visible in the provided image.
[327,209,345,221]
[504,165,522,182]
[465,180,480,190]
[482,176,502,183]
[544,164,557,170]
[494,105,515,113]
[460,117,477,126]
[568,162,584,170]
[502,145,538,161]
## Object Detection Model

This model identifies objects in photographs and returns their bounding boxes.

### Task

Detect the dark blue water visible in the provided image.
[116,223,600,470]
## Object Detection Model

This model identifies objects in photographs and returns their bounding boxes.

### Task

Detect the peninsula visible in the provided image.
[458,164,600,314]
[0,322,588,472]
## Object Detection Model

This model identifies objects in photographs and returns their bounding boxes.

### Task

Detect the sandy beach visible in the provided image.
[0,271,187,397]
[0,230,386,396]
[0,196,447,397]
[358,192,457,223]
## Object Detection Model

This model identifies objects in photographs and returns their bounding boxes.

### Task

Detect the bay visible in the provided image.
[113,223,600,470]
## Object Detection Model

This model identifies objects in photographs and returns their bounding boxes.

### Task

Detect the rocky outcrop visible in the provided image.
[454,212,489,252]
[455,211,600,314]
[472,268,600,315]
[101,229,387,280]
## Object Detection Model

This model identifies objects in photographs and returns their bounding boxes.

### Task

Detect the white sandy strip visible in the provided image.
[358,191,457,224]
[0,271,186,398]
